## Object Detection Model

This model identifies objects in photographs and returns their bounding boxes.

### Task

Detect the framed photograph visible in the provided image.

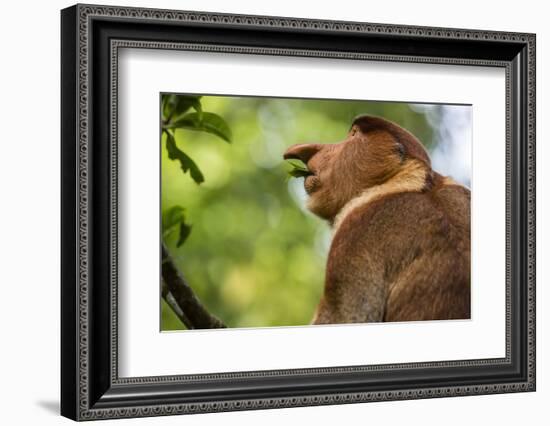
[61,4,536,421]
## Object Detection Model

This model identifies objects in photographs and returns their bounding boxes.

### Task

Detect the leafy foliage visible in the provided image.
[166,112,232,143]
[165,131,205,184]
[162,94,202,121]
[161,94,232,185]
[162,205,192,248]
[161,95,234,281]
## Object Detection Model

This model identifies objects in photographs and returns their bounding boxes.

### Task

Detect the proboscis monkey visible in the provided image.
[284,115,470,323]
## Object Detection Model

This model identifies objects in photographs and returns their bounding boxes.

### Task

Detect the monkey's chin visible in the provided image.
[306,194,334,221]
[306,197,319,214]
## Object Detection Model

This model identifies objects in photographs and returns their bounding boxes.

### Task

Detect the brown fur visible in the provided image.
[284,115,470,324]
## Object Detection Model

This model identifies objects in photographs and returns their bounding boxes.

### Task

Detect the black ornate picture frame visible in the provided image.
[61,3,536,421]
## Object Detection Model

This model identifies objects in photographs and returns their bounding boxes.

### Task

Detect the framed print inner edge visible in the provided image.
[113,40,510,383]
[61,3,536,421]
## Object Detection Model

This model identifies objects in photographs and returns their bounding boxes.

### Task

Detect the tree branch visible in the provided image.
[161,243,226,329]
[161,280,193,329]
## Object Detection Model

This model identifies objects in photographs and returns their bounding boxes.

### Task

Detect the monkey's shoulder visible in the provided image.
[331,186,470,256]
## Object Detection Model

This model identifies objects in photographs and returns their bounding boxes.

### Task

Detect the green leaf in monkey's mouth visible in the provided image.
[286,160,314,179]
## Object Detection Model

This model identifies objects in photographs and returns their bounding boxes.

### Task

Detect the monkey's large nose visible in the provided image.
[283,143,323,163]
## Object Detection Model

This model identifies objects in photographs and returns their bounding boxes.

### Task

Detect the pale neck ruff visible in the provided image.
[331,161,429,236]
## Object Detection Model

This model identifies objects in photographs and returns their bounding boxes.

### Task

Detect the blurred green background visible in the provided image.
[161,95,471,330]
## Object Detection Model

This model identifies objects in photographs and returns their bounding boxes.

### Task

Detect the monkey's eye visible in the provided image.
[350,127,357,137]
[396,143,406,161]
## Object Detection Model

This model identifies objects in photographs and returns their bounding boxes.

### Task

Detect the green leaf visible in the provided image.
[165,131,205,184]
[162,205,192,247]
[165,115,199,130]
[162,94,176,120]
[286,161,312,179]
[195,112,232,142]
[177,220,192,247]
[162,94,202,121]
[161,95,168,119]
[172,95,202,118]
[162,205,185,231]
[165,112,232,143]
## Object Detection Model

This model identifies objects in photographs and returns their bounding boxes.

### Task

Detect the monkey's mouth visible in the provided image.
[303,172,321,194]
[284,159,319,193]
[286,161,314,179]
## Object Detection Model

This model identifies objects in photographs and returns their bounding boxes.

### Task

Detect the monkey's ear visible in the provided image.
[396,142,406,163]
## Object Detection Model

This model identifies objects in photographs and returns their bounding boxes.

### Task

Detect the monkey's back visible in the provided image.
[329,183,471,322]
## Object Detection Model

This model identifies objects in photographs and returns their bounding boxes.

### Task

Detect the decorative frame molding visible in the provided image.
[61,3,535,420]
